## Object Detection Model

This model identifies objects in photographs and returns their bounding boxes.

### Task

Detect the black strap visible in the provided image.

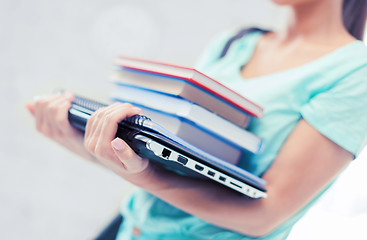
[219,27,269,59]
[94,214,123,240]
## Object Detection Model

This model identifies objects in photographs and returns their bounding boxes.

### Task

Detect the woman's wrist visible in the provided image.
[124,162,167,191]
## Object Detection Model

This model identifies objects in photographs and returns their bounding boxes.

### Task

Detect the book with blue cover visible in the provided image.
[111,98,244,165]
[110,84,262,155]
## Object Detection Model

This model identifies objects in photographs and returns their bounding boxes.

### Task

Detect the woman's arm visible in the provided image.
[27,95,353,237]
[84,103,353,237]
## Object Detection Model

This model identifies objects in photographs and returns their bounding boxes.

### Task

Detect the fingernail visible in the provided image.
[111,138,125,151]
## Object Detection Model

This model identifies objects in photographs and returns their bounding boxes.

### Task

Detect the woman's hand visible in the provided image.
[27,92,150,177]
[84,102,150,176]
[26,92,92,160]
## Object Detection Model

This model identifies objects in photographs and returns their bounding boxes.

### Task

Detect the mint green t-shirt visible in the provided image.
[116,30,367,240]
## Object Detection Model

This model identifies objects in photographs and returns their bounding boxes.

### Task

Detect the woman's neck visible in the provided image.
[279,0,352,44]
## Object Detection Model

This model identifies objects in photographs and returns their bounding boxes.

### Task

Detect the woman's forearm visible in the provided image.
[125,164,275,237]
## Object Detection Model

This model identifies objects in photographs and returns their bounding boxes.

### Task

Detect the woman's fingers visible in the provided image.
[84,102,146,173]
[87,102,140,154]
[94,103,140,160]
[26,102,35,116]
[34,95,56,137]
[28,92,75,139]
[98,103,141,144]
[54,98,79,138]
[45,95,69,138]
[84,106,107,153]
[111,138,149,174]
[86,102,123,140]
[86,111,106,155]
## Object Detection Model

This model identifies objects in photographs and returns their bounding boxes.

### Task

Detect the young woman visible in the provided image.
[27,0,367,239]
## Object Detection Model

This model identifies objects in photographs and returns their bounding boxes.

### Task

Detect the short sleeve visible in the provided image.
[300,66,367,157]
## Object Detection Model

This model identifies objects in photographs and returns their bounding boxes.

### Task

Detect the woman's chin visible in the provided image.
[271,0,318,6]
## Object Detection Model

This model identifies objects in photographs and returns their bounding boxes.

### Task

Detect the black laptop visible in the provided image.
[68,95,267,199]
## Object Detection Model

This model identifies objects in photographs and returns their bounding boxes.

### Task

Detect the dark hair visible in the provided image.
[343,0,367,40]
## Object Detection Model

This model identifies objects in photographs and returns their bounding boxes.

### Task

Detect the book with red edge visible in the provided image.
[112,56,263,127]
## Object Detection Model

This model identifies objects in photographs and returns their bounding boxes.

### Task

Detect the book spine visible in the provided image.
[111,69,251,127]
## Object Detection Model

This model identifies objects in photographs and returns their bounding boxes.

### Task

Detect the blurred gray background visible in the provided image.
[0,0,366,239]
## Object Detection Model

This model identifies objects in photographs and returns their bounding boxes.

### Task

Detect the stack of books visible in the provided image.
[109,56,263,165]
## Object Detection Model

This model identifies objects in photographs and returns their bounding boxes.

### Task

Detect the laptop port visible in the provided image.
[162,148,171,158]
[207,170,215,177]
[219,176,226,182]
[230,181,242,189]
[177,155,188,165]
[195,164,204,171]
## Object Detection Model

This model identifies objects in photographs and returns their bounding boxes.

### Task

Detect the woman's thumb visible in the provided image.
[111,137,149,174]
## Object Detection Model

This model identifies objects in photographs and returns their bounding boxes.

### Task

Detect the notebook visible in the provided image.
[113,103,243,165]
[110,85,261,153]
[68,95,267,198]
